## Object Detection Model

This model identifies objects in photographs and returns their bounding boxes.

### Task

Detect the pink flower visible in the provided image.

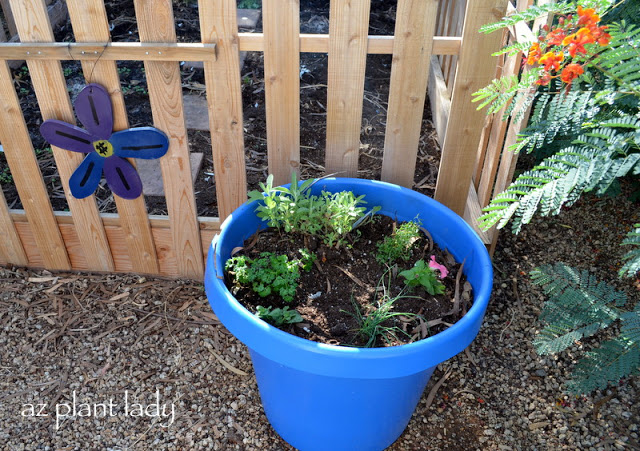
[429,255,448,279]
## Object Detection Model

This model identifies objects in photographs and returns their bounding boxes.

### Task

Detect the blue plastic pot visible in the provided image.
[204,178,492,451]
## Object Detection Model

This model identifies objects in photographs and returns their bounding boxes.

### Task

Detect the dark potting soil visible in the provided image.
[225,215,472,348]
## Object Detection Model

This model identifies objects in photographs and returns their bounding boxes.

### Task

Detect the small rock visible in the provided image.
[529,421,550,431]
[534,369,547,377]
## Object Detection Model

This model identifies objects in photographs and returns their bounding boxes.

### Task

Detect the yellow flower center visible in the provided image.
[93,140,113,158]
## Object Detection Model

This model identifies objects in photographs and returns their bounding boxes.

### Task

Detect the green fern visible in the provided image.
[478,141,640,233]
[532,263,639,394]
[592,22,640,94]
[472,70,541,114]
[567,305,640,393]
[492,41,533,57]
[620,224,640,277]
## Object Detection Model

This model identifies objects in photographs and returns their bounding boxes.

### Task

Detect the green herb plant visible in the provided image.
[399,259,445,296]
[376,219,422,264]
[345,270,422,348]
[248,174,377,248]
[256,305,303,326]
[226,250,315,302]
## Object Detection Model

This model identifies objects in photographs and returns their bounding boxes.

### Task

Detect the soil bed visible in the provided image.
[226,214,469,347]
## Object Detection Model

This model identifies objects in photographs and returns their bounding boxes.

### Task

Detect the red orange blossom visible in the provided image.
[526,5,610,87]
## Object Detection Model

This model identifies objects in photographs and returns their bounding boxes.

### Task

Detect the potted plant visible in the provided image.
[204,177,492,450]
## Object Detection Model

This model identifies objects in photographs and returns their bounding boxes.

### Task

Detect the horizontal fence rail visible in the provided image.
[0,0,511,278]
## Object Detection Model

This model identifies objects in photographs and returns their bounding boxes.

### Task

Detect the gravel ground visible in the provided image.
[1,190,638,450]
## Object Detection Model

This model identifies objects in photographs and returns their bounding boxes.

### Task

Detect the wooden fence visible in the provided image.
[0,0,528,280]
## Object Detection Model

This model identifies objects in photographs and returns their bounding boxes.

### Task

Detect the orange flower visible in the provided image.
[597,32,611,46]
[546,28,567,46]
[538,51,564,72]
[527,42,543,65]
[592,25,611,45]
[577,6,600,27]
[560,63,584,83]
[535,72,552,86]
[563,28,595,57]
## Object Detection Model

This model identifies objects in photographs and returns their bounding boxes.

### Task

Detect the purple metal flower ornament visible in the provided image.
[40,83,169,200]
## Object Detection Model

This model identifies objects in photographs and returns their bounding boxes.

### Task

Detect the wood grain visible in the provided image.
[0,186,28,266]
[427,56,451,147]
[263,0,300,185]
[434,0,508,215]
[0,42,216,62]
[238,33,461,56]
[134,0,204,279]
[381,0,438,187]
[0,62,69,269]
[199,0,247,220]
[325,0,371,176]
[11,211,219,279]
[66,0,160,274]
[477,39,516,207]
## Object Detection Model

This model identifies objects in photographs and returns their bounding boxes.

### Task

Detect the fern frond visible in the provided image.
[620,223,640,278]
[478,2,574,34]
[516,88,599,153]
[567,307,640,394]
[593,23,640,94]
[472,71,541,114]
[478,146,640,234]
[532,263,624,356]
[492,41,532,57]
[597,116,640,129]
[531,264,639,394]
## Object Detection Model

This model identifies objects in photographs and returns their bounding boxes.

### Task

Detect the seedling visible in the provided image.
[248,173,375,248]
[376,219,422,264]
[256,306,303,326]
[345,270,421,347]
[226,250,315,302]
[399,259,445,295]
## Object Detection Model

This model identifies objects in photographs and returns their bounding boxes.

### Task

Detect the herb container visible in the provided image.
[204,178,492,451]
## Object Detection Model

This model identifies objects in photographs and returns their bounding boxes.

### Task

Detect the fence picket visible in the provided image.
[66,0,160,274]
[199,0,247,220]
[12,0,116,272]
[0,63,70,270]
[263,0,300,186]
[325,0,371,177]
[133,0,204,279]
[381,0,438,188]
[0,186,28,266]
[434,0,508,215]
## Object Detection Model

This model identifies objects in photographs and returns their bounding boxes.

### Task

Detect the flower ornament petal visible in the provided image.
[74,83,113,140]
[39,120,95,154]
[40,83,169,200]
[110,127,170,159]
[103,156,143,199]
[68,152,106,199]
